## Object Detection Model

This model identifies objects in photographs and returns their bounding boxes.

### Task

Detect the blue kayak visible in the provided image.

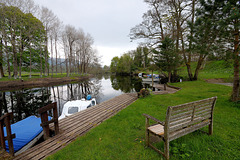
[4,116,47,154]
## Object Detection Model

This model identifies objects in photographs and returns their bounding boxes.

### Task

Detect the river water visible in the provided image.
[0,75,146,123]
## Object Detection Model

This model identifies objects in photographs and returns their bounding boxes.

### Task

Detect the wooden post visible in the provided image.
[38,102,59,140]
[0,120,6,150]
[53,103,59,135]
[164,83,166,91]
[40,111,50,140]
[0,113,16,156]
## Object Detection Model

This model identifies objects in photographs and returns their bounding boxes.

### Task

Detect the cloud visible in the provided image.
[34,0,148,65]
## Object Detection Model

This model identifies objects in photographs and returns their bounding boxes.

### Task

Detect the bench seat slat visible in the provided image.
[148,124,164,136]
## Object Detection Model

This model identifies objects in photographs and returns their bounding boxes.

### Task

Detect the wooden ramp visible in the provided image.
[14,93,138,160]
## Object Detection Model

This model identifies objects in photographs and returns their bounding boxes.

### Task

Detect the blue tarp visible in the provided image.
[4,116,46,153]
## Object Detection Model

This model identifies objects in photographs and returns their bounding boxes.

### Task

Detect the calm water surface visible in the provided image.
[0,75,144,123]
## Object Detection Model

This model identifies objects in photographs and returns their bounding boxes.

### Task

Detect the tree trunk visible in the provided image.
[51,37,53,77]
[168,72,171,83]
[55,37,58,75]
[29,47,32,78]
[231,27,239,101]
[193,55,205,80]
[19,41,23,79]
[12,34,18,79]
[45,33,48,76]
[40,45,43,78]
[0,38,4,78]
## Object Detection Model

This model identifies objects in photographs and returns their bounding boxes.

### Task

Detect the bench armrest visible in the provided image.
[143,113,165,126]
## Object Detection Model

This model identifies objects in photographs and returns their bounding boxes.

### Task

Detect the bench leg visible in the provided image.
[145,118,150,147]
[164,140,169,160]
[146,130,150,147]
[209,121,213,135]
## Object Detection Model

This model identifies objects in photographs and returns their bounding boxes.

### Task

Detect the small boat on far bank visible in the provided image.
[59,95,96,120]
[138,73,160,82]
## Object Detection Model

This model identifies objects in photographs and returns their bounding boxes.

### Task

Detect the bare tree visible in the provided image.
[39,7,56,76]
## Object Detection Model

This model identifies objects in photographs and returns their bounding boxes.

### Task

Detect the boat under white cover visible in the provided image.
[59,98,96,120]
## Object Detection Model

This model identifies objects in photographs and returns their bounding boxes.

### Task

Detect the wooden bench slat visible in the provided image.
[169,120,211,141]
[169,117,211,133]
[171,102,212,115]
[171,98,214,111]
[148,124,164,135]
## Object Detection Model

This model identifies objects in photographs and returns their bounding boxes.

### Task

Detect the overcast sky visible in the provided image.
[34,0,148,66]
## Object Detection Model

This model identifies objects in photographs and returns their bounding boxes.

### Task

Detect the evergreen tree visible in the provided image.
[153,37,180,83]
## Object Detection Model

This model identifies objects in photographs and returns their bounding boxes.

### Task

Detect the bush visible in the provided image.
[137,88,150,98]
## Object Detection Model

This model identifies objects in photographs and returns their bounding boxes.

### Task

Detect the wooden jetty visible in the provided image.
[0,85,178,160]
[13,93,138,160]
[0,149,12,159]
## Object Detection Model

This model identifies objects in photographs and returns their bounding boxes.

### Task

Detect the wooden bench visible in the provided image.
[143,97,217,160]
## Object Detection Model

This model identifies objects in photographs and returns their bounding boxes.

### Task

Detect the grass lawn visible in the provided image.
[46,81,240,160]
[0,72,87,82]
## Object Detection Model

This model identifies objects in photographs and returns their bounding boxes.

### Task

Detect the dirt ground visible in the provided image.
[205,78,226,83]
[205,78,233,86]
[0,76,92,91]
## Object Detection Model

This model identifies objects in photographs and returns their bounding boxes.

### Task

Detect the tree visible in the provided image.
[153,37,179,82]
[196,0,240,101]
[110,56,119,73]
[40,7,56,76]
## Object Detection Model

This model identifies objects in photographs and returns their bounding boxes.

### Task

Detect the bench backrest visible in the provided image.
[164,97,217,141]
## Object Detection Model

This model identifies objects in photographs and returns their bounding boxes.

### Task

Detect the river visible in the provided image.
[0,75,146,123]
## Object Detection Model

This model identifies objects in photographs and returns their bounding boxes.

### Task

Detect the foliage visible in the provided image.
[0,4,46,78]
[196,0,240,101]
[138,88,151,98]
[153,37,179,73]
[46,81,240,160]
[110,54,133,75]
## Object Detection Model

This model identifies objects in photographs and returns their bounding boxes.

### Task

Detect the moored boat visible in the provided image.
[59,95,96,120]
[4,116,50,155]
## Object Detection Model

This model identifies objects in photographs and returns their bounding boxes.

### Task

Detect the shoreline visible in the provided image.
[0,75,93,91]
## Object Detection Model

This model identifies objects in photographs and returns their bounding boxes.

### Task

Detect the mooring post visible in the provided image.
[38,102,59,140]
[0,113,16,156]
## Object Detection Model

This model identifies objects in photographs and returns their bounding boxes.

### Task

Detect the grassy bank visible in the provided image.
[179,60,233,81]
[0,73,88,82]
[46,81,240,160]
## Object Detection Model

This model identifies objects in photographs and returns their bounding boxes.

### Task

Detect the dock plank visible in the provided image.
[14,93,137,160]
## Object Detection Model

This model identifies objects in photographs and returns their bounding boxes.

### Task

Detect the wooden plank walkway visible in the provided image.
[13,93,138,160]
[0,149,11,160]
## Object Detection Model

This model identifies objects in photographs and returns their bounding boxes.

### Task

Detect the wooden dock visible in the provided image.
[13,93,138,160]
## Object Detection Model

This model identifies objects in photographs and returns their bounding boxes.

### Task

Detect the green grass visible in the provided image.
[0,72,88,82]
[179,60,234,81]
[46,81,240,160]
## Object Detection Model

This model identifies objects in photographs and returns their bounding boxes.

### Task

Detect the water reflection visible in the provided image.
[110,75,143,92]
[0,75,143,123]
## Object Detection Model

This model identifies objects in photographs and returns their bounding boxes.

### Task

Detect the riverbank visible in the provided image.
[0,75,93,91]
[46,81,240,160]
